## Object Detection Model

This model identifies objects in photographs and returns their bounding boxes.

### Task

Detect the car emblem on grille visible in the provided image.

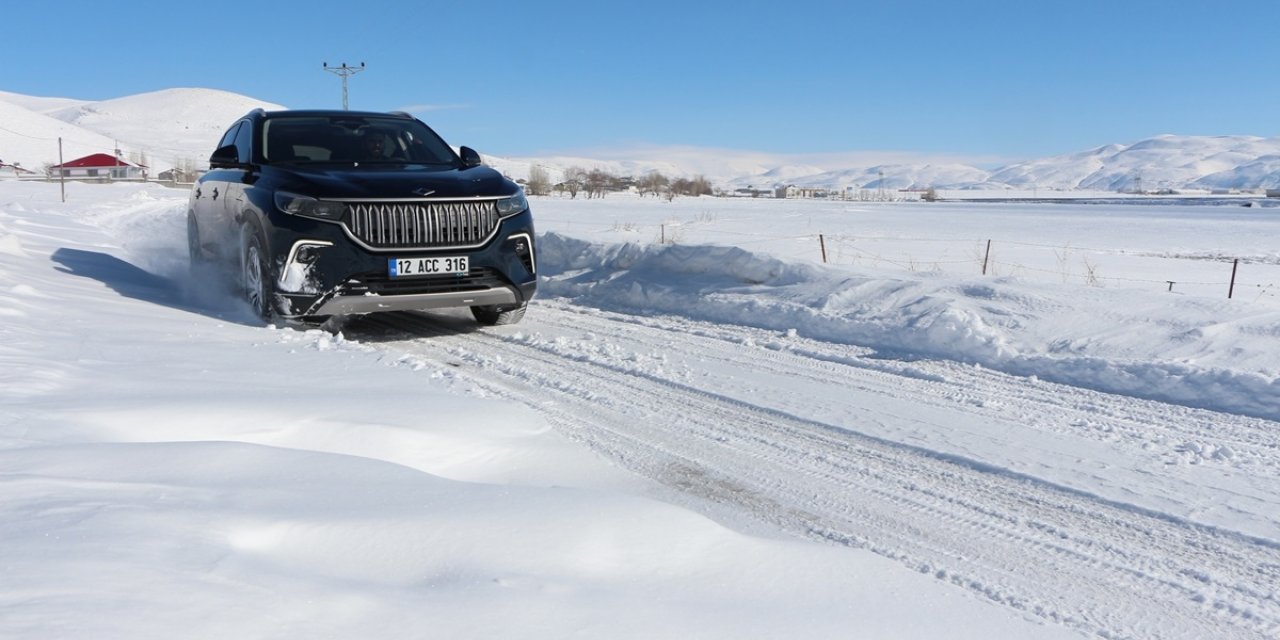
[413,188,436,197]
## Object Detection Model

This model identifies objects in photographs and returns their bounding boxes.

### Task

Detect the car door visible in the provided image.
[195,120,248,252]
[221,120,255,236]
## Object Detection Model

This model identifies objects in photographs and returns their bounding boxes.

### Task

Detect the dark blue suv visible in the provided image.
[188,109,536,326]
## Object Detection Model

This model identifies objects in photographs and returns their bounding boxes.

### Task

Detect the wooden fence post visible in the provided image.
[1229,259,1239,299]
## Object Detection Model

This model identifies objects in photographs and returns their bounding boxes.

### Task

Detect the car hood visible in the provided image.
[267,164,514,199]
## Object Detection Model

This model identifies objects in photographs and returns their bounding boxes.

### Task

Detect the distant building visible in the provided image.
[48,153,147,180]
[729,187,777,198]
[0,160,37,177]
[780,185,830,199]
[157,167,201,184]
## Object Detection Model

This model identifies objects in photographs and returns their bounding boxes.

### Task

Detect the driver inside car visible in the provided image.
[359,129,388,159]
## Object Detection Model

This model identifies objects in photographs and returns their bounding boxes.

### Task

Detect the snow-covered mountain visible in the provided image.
[44,88,285,165]
[0,88,282,174]
[483,135,1280,193]
[725,162,992,192]
[0,98,122,172]
[3,87,1280,192]
[0,89,88,113]
[989,135,1280,192]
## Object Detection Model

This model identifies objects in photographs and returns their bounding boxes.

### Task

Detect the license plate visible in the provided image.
[388,256,469,277]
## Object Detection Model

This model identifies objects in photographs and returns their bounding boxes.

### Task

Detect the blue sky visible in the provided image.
[5,0,1279,165]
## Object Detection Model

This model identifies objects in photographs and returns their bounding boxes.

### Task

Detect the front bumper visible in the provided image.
[266,211,537,318]
[309,285,520,316]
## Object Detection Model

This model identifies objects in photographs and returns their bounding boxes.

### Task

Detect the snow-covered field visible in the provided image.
[2,180,1278,639]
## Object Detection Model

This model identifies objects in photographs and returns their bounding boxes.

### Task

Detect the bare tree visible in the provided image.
[526,165,551,196]
[638,171,668,198]
[655,174,714,200]
[692,174,713,196]
[560,166,586,199]
[585,168,613,198]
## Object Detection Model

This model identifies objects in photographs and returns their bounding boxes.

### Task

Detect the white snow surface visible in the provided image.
[3,179,1279,639]
[0,88,282,174]
[0,99,122,172]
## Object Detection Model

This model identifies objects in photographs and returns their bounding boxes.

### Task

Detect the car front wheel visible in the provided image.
[241,226,276,322]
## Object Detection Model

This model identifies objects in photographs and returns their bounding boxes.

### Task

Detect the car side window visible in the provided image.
[217,122,241,151]
[401,126,458,164]
[233,121,254,164]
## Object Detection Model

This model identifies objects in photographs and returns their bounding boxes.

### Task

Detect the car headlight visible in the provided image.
[274,191,345,221]
[495,191,528,217]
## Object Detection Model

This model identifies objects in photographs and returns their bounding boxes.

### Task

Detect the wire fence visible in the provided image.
[817,235,1277,302]
[538,216,1280,304]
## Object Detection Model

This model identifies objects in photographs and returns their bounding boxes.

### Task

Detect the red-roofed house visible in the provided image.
[48,153,147,181]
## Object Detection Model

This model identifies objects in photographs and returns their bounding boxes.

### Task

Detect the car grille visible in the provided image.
[344,200,501,249]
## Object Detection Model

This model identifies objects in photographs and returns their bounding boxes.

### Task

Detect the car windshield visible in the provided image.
[261,115,459,166]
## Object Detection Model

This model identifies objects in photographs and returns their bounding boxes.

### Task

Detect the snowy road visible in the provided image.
[345,301,1280,640]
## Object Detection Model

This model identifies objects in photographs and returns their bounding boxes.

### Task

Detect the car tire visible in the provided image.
[187,212,208,270]
[241,225,276,323]
[471,302,526,326]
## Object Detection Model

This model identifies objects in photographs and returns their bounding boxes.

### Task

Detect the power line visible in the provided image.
[322,62,366,110]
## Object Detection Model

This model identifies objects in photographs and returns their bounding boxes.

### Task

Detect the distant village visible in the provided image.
[0,149,200,184]
[514,165,934,201]
[4,148,1278,201]
[2,148,925,200]
[0,144,942,200]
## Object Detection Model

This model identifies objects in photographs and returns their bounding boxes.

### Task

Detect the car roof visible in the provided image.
[259,109,413,119]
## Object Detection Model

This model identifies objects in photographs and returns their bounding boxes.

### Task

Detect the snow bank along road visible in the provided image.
[344,301,1280,640]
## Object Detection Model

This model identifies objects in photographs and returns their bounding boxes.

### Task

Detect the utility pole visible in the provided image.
[58,137,65,203]
[322,62,366,110]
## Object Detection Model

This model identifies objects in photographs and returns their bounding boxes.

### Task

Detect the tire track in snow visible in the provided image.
[347,306,1280,640]
[529,300,1280,476]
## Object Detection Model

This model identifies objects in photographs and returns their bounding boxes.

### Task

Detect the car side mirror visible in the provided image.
[209,144,240,168]
[459,146,483,168]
